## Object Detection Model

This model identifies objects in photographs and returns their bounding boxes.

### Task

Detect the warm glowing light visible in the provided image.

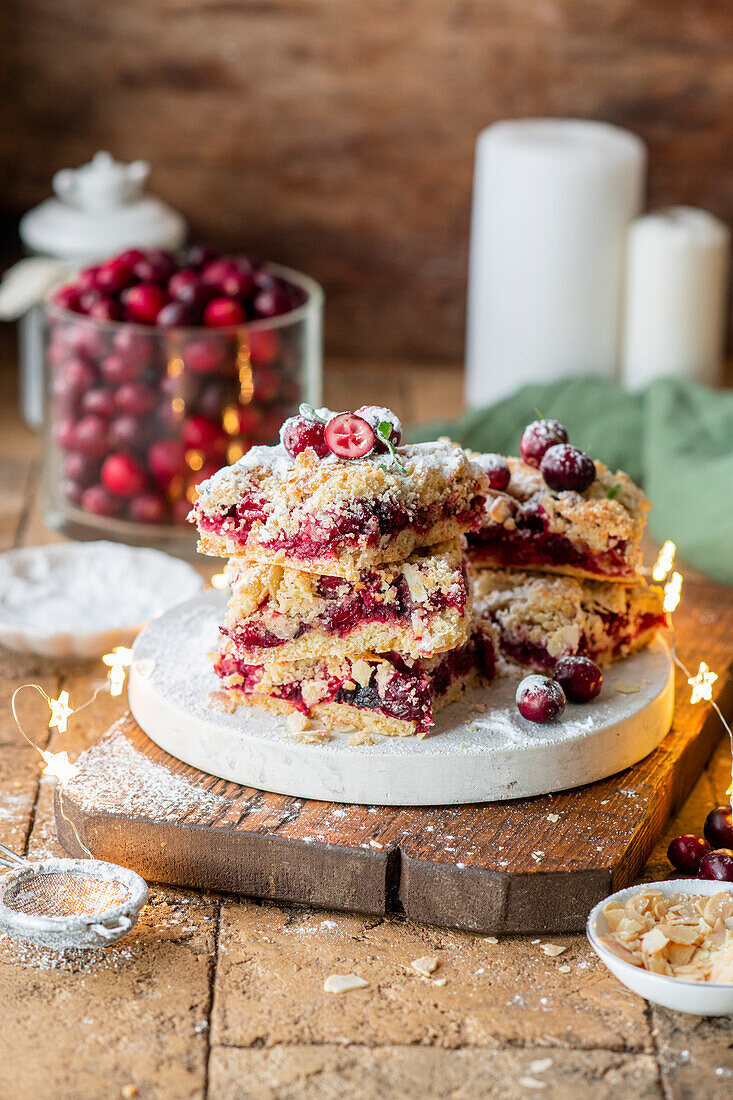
[48,690,73,734]
[237,351,254,403]
[223,405,240,435]
[167,357,184,378]
[102,646,134,697]
[663,571,683,613]
[186,449,204,472]
[688,661,718,705]
[210,572,228,590]
[652,540,676,582]
[227,442,244,464]
[171,397,185,417]
[40,749,79,786]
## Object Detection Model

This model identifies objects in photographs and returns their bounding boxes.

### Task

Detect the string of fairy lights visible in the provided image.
[6,543,733,828]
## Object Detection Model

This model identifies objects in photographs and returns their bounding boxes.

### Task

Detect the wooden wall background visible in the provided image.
[3,1,733,363]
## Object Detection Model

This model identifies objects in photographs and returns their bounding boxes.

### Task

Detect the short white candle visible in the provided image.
[621,207,730,390]
[465,119,646,407]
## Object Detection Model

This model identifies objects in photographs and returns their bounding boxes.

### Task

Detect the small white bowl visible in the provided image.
[587,878,733,1016]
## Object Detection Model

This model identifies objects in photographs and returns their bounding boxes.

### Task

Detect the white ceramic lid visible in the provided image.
[19,151,187,262]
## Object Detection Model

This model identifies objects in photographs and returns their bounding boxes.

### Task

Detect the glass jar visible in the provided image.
[42,264,322,556]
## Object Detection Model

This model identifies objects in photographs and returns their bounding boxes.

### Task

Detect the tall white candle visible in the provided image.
[621,207,730,390]
[465,119,646,407]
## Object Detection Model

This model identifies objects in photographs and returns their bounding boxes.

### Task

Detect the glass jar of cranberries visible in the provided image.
[42,249,323,554]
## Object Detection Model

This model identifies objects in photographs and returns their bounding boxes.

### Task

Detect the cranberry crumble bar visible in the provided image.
[467,455,649,582]
[223,541,471,663]
[472,568,666,672]
[192,431,488,579]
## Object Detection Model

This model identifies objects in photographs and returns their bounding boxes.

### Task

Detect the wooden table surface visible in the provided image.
[1,355,733,1099]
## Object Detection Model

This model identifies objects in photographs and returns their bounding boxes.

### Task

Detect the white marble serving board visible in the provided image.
[129,590,675,806]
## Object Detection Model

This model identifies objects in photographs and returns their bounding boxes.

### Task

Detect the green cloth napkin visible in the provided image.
[411,376,733,586]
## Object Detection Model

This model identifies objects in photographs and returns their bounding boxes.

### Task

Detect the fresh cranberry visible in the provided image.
[65,324,106,359]
[233,253,259,275]
[185,244,218,270]
[249,328,281,367]
[704,806,733,849]
[252,366,280,403]
[237,405,263,436]
[183,338,227,375]
[94,257,134,293]
[168,269,214,307]
[520,419,569,467]
[481,454,511,491]
[129,491,167,524]
[116,248,146,267]
[111,329,152,367]
[132,250,176,283]
[101,352,142,386]
[221,268,255,299]
[60,479,84,506]
[73,415,109,457]
[81,387,116,418]
[148,439,186,488]
[52,417,77,450]
[540,444,596,494]
[59,356,96,394]
[252,284,292,318]
[76,267,100,294]
[553,656,603,703]
[156,301,200,328]
[183,415,228,455]
[324,413,375,459]
[101,453,147,496]
[80,484,123,517]
[109,415,147,451]
[47,337,71,367]
[78,289,104,314]
[355,407,403,452]
[201,259,239,289]
[115,382,157,416]
[698,849,733,881]
[52,285,81,311]
[87,295,124,322]
[667,834,712,874]
[281,415,329,458]
[203,297,247,327]
[516,675,566,723]
[122,283,169,324]
[63,452,99,487]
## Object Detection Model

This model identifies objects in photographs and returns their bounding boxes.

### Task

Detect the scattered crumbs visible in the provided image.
[411,955,440,978]
[531,939,541,944]
[547,813,559,823]
[528,1058,553,1074]
[518,1078,546,1091]
[432,977,447,986]
[557,964,571,973]
[651,1028,659,1038]
[286,711,310,733]
[323,973,369,994]
[287,728,334,745]
[369,840,384,850]
[206,690,237,714]
[349,730,376,746]
[367,807,378,814]
[600,799,609,806]
[483,936,499,944]
[531,850,545,861]
[615,681,640,694]
[121,1087,138,1100]
[540,943,567,957]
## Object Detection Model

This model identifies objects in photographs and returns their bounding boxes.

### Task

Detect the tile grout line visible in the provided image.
[203,899,222,1100]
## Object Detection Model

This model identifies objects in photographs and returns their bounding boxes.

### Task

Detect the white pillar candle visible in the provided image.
[621,207,730,390]
[465,119,646,407]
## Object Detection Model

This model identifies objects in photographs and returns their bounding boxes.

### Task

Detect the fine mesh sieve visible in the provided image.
[0,842,148,949]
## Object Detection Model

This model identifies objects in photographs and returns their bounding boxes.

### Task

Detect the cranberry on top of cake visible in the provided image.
[191,407,489,578]
[466,419,649,583]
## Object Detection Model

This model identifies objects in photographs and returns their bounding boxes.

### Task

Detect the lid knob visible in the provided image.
[52,151,150,212]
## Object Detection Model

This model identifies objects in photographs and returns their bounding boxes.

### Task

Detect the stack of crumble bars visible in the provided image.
[192,413,492,737]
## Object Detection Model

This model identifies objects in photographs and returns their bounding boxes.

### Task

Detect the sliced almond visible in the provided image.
[323,973,369,994]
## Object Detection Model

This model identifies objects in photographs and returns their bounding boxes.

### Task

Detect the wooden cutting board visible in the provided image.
[56,579,733,934]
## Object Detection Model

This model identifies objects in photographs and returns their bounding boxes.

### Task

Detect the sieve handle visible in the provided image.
[0,842,28,868]
[91,915,132,942]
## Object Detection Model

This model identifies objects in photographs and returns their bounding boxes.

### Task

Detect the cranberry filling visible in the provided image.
[467,523,631,579]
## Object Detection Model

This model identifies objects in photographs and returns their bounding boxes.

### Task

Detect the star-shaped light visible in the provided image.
[663,571,683,613]
[103,646,134,697]
[688,661,718,704]
[48,690,73,733]
[652,540,676,582]
[40,749,78,786]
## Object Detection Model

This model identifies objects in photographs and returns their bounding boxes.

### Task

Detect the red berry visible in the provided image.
[540,445,596,494]
[115,382,157,416]
[704,806,733,849]
[52,284,81,311]
[201,259,239,289]
[111,329,152,367]
[87,295,123,322]
[156,301,200,328]
[185,244,218,270]
[59,356,96,394]
[355,406,403,452]
[183,338,226,375]
[109,415,147,451]
[95,257,134,293]
[52,417,77,450]
[168,269,216,309]
[122,283,169,324]
[252,366,281,403]
[80,484,122,517]
[148,439,186,488]
[73,415,109,457]
[101,353,142,386]
[63,451,99,487]
[116,248,145,267]
[81,387,116,419]
[203,297,247,327]
[698,849,733,881]
[553,656,603,703]
[667,834,711,874]
[281,415,329,458]
[129,491,167,524]
[480,454,511,491]
[183,415,228,455]
[516,675,566,723]
[324,413,375,459]
[60,479,84,506]
[101,453,147,496]
[520,419,569,467]
[132,250,175,283]
[221,268,255,299]
[249,328,281,367]
[76,267,100,293]
[252,285,292,318]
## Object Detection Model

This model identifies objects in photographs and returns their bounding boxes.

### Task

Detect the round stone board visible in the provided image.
[129,590,675,806]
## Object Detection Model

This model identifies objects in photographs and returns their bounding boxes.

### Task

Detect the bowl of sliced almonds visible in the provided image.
[587,879,733,1015]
